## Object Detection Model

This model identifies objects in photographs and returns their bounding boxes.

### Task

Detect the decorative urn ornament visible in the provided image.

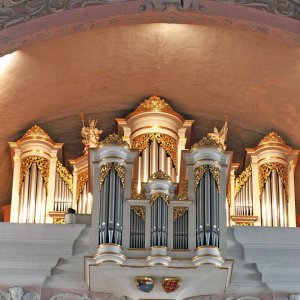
[135,277,155,293]
[162,277,181,293]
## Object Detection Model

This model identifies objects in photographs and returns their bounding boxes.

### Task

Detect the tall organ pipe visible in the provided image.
[99,167,124,245]
[196,168,219,247]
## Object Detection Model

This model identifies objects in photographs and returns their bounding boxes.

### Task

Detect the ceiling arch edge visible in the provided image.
[0,0,300,57]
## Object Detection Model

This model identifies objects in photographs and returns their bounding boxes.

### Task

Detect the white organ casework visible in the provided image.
[229,132,299,227]
[6,95,300,298]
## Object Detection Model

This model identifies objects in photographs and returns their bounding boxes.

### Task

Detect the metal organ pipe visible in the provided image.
[159,147,166,173]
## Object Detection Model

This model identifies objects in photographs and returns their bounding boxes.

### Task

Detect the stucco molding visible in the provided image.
[0,0,299,33]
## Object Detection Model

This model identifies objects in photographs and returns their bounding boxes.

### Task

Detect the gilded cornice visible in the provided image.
[149,170,172,181]
[100,133,130,148]
[18,125,54,143]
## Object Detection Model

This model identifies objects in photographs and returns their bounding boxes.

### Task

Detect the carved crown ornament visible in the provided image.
[258,131,287,146]
[18,124,54,143]
[149,170,173,182]
[100,133,130,148]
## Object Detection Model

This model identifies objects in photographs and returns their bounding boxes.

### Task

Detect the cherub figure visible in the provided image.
[80,114,103,152]
[207,115,228,150]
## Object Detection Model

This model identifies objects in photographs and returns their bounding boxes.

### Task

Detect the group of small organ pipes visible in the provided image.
[8,95,299,235]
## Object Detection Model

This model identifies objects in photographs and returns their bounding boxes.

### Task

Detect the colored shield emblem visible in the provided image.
[162,277,181,293]
[135,277,155,293]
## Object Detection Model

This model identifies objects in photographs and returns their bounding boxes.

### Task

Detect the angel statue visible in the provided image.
[80,113,103,153]
[207,115,228,150]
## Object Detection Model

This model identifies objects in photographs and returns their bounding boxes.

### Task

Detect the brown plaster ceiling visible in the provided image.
[0,23,300,219]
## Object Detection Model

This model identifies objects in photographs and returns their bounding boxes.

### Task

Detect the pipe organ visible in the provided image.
[230,132,299,226]
[8,95,300,263]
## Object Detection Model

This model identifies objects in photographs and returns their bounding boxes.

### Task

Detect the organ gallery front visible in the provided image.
[7,95,299,298]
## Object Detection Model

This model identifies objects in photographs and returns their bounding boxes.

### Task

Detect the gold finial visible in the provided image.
[258,132,286,145]
[23,125,51,139]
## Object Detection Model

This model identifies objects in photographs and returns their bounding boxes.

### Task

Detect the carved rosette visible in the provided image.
[194,165,220,191]
[191,136,224,152]
[100,133,130,148]
[259,162,288,197]
[150,193,169,205]
[131,206,146,220]
[132,133,178,171]
[76,172,88,202]
[149,170,172,181]
[56,160,73,192]
[173,207,188,221]
[20,156,49,194]
[234,165,252,197]
[99,163,125,191]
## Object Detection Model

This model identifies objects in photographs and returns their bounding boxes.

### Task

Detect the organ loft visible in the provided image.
[5,95,300,299]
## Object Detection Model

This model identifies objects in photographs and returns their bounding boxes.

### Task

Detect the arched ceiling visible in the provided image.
[0,19,300,219]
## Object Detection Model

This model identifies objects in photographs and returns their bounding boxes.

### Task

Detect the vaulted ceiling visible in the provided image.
[0,3,300,219]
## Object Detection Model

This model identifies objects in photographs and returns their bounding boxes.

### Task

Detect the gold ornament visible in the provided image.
[99,163,125,191]
[136,95,173,111]
[194,166,208,191]
[149,170,172,181]
[191,136,224,152]
[150,193,169,206]
[100,133,130,148]
[258,131,286,145]
[76,172,88,202]
[20,156,49,194]
[194,165,220,191]
[177,179,188,201]
[56,160,73,192]
[173,207,188,221]
[131,206,146,220]
[131,179,146,199]
[259,162,288,197]
[234,165,252,197]
[53,218,65,224]
[23,124,51,139]
[209,165,220,191]
[132,133,178,170]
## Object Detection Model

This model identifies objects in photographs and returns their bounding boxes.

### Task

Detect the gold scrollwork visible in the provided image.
[20,156,49,194]
[259,162,288,197]
[194,165,220,192]
[131,206,146,221]
[194,166,208,192]
[234,165,252,197]
[132,133,178,171]
[150,193,169,206]
[56,160,73,192]
[209,165,220,191]
[173,207,188,221]
[177,179,188,201]
[100,133,130,148]
[99,163,125,191]
[149,170,172,181]
[136,95,173,111]
[76,172,88,202]
[191,136,224,152]
[131,179,146,199]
